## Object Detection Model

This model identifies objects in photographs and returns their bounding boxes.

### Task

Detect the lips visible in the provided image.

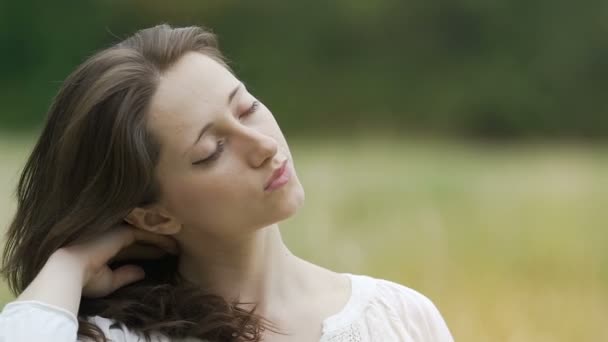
[264,159,289,191]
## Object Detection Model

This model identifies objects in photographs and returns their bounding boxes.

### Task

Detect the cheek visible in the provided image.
[163,172,254,226]
[167,176,218,212]
[173,178,207,206]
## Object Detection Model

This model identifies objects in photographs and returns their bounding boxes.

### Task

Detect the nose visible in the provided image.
[237,127,278,168]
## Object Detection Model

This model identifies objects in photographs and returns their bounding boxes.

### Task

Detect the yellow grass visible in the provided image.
[1,134,607,341]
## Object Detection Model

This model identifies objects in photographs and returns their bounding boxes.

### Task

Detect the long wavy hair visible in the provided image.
[1,24,279,342]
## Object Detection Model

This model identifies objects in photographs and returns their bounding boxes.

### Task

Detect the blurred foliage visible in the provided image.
[1,0,607,138]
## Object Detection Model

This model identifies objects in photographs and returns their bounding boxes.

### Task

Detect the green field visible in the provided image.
[1,135,607,341]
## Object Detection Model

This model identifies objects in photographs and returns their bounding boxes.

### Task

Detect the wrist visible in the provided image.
[50,248,88,284]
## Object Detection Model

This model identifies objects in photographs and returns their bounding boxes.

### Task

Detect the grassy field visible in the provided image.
[1,134,607,341]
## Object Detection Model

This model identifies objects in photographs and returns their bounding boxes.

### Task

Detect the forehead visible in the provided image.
[147,52,237,144]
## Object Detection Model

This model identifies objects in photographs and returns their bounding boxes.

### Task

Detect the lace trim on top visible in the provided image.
[321,273,377,335]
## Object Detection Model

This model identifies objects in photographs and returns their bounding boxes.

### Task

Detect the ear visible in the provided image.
[125,206,182,235]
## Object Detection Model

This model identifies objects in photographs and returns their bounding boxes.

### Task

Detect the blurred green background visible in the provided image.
[1,1,607,341]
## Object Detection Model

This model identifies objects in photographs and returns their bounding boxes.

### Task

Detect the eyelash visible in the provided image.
[193,101,260,166]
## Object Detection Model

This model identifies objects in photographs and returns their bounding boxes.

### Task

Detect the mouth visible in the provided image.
[264,159,290,191]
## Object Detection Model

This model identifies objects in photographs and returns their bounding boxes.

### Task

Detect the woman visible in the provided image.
[0,24,453,341]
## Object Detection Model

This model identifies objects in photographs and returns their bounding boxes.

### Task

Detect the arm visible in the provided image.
[0,251,85,341]
[15,249,86,316]
[0,300,79,341]
[0,226,178,341]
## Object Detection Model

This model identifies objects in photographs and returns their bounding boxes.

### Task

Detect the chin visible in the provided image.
[287,181,306,212]
[269,180,305,224]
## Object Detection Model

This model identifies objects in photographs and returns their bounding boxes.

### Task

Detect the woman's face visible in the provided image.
[145,51,305,237]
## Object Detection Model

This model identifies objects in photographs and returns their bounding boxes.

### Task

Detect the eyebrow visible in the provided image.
[191,82,242,148]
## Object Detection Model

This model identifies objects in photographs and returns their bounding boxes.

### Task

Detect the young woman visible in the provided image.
[0,24,453,341]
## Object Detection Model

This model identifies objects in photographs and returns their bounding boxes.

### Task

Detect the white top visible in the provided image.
[0,273,454,341]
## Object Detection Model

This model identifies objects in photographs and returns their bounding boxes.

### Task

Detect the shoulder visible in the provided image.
[374,277,444,318]
[351,274,454,341]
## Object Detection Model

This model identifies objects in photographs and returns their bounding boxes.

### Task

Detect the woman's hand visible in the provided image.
[61,225,179,298]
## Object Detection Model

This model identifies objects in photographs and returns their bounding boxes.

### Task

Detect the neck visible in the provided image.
[176,223,302,307]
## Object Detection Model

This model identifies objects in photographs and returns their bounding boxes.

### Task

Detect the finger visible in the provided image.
[103,225,179,257]
[132,229,179,254]
[66,225,136,267]
[112,244,173,262]
[111,265,146,292]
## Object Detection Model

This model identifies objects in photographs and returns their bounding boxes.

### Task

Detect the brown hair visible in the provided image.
[1,24,279,342]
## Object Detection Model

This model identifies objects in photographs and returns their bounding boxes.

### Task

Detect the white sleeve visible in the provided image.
[0,300,153,342]
[0,300,78,341]
[377,280,454,342]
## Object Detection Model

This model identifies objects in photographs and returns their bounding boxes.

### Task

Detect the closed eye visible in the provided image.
[240,100,260,119]
[192,101,260,166]
[193,140,225,165]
